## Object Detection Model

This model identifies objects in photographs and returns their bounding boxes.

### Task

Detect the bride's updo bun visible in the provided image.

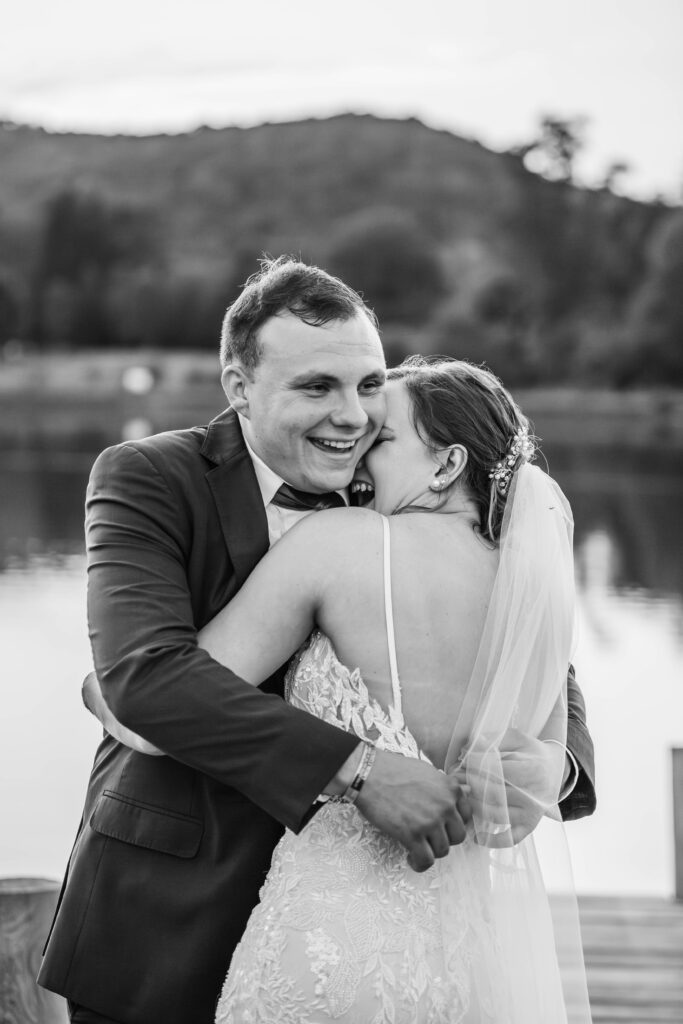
[387,355,535,542]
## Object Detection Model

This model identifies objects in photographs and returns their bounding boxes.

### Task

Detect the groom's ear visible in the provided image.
[222,364,251,416]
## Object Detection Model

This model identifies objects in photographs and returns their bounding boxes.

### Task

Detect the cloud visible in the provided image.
[2,0,681,201]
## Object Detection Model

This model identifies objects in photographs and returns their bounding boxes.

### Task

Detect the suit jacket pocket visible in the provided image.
[90,789,203,858]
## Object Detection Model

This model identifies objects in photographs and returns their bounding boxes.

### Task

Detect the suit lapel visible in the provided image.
[202,408,269,589]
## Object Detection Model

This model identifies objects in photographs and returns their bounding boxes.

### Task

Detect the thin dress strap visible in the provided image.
[382,516,403,716]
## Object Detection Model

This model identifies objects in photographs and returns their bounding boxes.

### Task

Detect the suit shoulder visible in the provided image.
[92,424,209,478]
[112,423,207,460]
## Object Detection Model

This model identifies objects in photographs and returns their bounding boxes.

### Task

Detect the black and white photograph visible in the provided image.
[1,1,682,1021]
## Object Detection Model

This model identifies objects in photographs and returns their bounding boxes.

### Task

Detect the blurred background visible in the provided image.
[1,0,682,1017]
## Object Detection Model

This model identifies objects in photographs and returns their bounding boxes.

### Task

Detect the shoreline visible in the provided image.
[2,350,683,448]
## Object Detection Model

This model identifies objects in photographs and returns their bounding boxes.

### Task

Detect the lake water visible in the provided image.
[1,434,682,896]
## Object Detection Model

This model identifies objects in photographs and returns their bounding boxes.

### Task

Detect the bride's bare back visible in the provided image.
[199,507,499,768]
[316,511,498,767]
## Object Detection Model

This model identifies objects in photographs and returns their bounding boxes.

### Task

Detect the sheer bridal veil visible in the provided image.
[444,463,592,1023]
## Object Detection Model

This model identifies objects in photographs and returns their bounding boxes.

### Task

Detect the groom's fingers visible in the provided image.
[355,749,471,869]
[426,825,451,860]
[412,819,461,869]
[407,838,436,873]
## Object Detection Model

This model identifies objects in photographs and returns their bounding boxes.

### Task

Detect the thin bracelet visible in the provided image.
[341,742,376,804]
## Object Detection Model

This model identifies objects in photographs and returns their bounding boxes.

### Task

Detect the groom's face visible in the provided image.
[223,311,386,493]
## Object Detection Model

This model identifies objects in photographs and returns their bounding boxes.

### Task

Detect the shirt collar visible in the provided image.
[238,415,348,508]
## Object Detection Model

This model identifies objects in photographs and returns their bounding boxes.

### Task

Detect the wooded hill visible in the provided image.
[0,114,680,384]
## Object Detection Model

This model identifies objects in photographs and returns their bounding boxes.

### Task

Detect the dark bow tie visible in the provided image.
[272,483,346,512]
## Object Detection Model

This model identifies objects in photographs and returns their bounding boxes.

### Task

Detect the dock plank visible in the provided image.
[579,896,683,1024]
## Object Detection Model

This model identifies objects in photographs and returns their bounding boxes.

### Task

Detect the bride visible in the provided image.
[87,356,591,1022]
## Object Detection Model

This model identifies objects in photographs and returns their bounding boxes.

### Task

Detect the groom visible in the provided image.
[39,257,595,1024]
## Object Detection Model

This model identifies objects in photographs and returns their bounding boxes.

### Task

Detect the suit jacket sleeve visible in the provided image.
[86,442,359,833]
[560,664,596,820]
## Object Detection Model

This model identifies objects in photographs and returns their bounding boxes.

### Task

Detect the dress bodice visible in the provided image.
[285,630,431,763]
[286,515,431,763]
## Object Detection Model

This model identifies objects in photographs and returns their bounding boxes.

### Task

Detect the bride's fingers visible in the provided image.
[455,787,472,824]
[444,776,472,828]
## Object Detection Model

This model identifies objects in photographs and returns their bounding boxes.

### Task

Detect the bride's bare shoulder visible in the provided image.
[281,507,384,565]
[292,506,382,542]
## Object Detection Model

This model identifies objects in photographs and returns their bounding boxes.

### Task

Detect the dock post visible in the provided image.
[674,749,683,902]
[0,878,67,1023]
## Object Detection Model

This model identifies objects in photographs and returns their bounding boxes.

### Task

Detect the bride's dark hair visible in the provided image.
[387,355,534,542]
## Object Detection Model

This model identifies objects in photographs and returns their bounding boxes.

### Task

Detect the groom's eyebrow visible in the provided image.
[287,371,340,388]
[287,369,386,388]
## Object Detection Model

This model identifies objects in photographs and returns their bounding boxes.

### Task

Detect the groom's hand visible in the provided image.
[355,750,471,872]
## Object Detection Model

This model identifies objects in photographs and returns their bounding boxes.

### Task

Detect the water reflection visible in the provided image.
[1,434,682,893]
[3,437,682,604]
[550,447,683,604]
[0,438,99,570]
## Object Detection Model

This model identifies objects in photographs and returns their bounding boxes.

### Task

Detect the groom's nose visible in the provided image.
[330,388,368,429]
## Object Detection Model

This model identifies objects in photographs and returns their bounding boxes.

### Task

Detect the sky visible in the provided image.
[2,0,682,202]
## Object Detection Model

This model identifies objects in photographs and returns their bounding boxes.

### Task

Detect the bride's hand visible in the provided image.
[452,729,564,846]
[355,750,472,872]
[82,671,164,756]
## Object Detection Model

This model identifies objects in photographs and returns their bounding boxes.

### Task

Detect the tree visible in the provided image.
[33,189,161,347]
[41,190,160,279]
[0,277,19,343]
[513,116,586,184]
[323,208,445,325]
[601,161,630,193]
[621,211,683,383]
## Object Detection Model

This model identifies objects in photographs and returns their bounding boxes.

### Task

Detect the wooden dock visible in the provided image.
[580,895,683,1023]
[1,881,681,1023]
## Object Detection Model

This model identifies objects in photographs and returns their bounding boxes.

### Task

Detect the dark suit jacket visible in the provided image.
[39,408,595,1024]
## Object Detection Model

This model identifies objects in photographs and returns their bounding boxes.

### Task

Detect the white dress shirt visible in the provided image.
[239,418,348,547]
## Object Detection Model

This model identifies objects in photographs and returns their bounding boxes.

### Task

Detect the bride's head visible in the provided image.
[360,356,535,540]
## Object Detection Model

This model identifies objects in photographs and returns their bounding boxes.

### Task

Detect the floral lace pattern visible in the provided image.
[215,632,477,1024]
[284,630,428,761]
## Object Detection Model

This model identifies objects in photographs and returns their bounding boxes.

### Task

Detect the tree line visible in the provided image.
[0,115,680,386]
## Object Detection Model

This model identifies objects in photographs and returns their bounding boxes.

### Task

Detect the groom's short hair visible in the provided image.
[220,255,378,372]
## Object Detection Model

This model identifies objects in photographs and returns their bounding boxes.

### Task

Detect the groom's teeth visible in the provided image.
[313,438,355,450]
[351,482,374,493]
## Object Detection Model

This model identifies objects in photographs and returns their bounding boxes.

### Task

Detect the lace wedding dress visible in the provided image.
[215,512,579,1024]
[216,628,484,1024]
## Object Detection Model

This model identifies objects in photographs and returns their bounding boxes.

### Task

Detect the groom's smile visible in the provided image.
[307,435,363,461]
[309,437,357,451]
[223,310,387,493]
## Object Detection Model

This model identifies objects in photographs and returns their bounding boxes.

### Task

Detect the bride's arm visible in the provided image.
[197,507,368,681]
[83,507,471,870]
[82,508,367,750]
